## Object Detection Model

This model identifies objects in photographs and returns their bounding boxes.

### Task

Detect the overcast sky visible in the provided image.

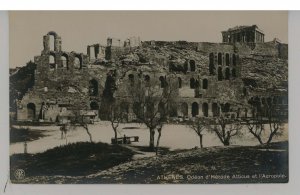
[9,11,288,68]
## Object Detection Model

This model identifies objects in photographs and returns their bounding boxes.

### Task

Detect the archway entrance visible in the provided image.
[212,103,220,117]
[181,103,188,117]
[192,102,199,117]
[202,103,208,117]
[89,79,99,96]
[27,103,36,120]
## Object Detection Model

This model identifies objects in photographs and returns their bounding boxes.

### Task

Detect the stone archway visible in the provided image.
[27,103,36,120]
[212,103,220,117]
[192,102,199,117]
[181,103,188,117]
[202,103,208,117]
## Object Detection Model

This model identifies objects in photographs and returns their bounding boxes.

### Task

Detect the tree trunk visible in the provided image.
[256,135,264,145]
[266,131,276,145]
[84,125,93,143]
[223,136,230,146]
[199,134,203,148]
[249,130,264,145]
[149,128,155,151]
[223,141,230,146]
[156,130,162,155]
[114,129,118,144]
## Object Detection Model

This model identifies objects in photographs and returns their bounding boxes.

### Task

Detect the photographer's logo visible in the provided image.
[14,169,25,180]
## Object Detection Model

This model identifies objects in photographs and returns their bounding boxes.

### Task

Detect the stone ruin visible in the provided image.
[13,25,288,123]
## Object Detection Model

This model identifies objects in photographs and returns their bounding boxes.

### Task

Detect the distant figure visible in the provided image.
[24,141,27,154]
[123,134,127,144]
[60,124,68,139]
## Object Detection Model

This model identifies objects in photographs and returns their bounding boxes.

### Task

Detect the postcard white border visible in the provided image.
[1,9,300,195]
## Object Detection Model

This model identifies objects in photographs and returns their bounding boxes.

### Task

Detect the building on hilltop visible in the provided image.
[12,25,288,123]
[222,25,265,43]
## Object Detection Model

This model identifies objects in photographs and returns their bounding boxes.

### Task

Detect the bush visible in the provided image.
[10,142,135,176]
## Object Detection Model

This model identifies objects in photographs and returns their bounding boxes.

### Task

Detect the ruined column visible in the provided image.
[89,45,95,61]
[198,102,203,117]
[54,36,62,52]
[43,35,50,52]
[208,102,213,117]
[188,103,192,118]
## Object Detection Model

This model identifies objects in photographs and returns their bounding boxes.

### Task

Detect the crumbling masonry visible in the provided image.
[15,25,288,122]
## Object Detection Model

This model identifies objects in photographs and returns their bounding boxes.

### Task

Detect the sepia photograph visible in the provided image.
[8,11,288,184]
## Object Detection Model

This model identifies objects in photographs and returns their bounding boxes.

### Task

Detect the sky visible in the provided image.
[9,11,288,68]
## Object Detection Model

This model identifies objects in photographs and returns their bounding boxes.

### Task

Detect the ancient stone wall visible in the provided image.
[16,31,288,122]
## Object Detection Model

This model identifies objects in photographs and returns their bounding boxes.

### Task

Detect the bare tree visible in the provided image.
[187,117,209,148]
[128,75,176,152]
[209,116,243,146]
[245,97,285,145]
[155,123,163,155]
[56,80,94,143]
[108,102,125,144]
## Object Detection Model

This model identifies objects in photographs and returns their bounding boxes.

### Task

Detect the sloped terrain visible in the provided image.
[11,141,288,184]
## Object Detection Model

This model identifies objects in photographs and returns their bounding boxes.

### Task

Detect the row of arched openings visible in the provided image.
[49,54,82,70]
[218,67,237,81]
[127,74,209,89]
[181,102,231,118]
[209,53,238,75]
[211,53,238,66]
[181,102,209,117]
[189,78,208,89]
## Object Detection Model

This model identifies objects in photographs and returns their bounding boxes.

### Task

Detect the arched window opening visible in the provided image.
[61,54,69,69]
[184,63,188,72]
[254,97,261,112]
[225,53,230,66]
[74,56,82,69]
[27,103,36,120]
[190,78,196,89]
[181,103,188,117]
[192,102,199,117]
[212,103,220,117]
[218,67,223,81]
[225,68,230,80]
[233,54,237,66]
[144,75,150,82]
[202,103,208,117]
[159,76,166,88]
[218,53,222,65]
[202,79,208,89]
[209,53,215,75]
[49,54,56,70]
[209,53,214,66]
[178,77,182,88]
[232,68,237,78]
[89,79,99,96]
[190,60,196,72]
[90,101,99,110]
[209,64,215,75]
[169,103,178,117]
[223,103,230,113]
[128,74,134,86]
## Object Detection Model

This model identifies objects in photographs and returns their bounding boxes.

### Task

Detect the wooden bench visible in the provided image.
[111,136,139,144]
